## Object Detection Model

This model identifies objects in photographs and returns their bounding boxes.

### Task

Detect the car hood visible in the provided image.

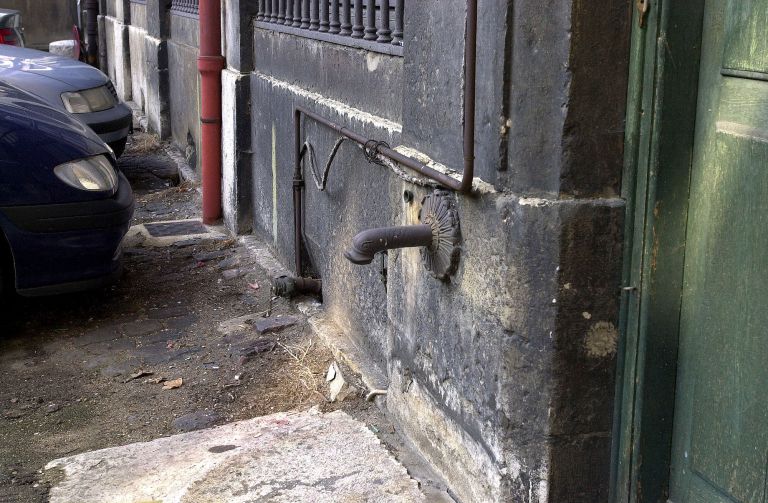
[0,45,107,92]
[0,82,113,205]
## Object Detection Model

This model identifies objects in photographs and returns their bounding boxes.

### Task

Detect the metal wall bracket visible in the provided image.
[418,190,462,280]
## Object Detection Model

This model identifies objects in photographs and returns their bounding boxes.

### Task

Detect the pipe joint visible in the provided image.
[345,190,462,280]
[345,224,434,265]
[197,55,225,73]
[273,276,322,298]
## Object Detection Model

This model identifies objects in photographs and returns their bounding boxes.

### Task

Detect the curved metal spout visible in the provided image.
[344,224,434,265]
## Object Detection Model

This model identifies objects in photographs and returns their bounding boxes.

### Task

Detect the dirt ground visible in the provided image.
[0,134,388,503]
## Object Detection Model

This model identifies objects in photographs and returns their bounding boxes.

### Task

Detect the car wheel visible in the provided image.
[109,137,128,158]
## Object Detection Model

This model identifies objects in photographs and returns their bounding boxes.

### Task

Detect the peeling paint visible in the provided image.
[366,52,382,72]
[393,146,496,193]
[254,72,402,135]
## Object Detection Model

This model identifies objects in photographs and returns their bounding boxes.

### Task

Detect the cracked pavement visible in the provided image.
[0,133,395,502]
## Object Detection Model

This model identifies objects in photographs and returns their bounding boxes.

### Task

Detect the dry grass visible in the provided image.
[279,338,321,392]
[129,132,161,153]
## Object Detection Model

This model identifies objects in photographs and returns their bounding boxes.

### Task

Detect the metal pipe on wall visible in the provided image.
[198,0,225,224]
[85,0,99,66]
[290,0,479,276]
[296,0,477,194]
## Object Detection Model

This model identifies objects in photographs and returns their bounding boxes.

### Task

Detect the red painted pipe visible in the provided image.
[198,0,225,224]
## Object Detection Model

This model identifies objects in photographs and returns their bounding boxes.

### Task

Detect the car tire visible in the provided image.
[109,137,128,158]
[0,231,12,299]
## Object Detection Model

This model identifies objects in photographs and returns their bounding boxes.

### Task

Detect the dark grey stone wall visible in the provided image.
[101,0,170,138]
[99,0,631,498]
[168,13,200,169]
[247,1,630,501]
[250,32,404,365]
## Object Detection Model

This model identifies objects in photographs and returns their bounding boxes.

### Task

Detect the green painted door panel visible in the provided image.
[669,0,768,502]
[686,131,768,502]
[723,0,768,79]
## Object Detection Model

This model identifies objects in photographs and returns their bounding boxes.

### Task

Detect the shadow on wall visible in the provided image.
[5,0,75,50]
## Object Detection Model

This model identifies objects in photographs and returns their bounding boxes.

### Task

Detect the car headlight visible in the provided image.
[54,155,117,193]
[61,85,116,114]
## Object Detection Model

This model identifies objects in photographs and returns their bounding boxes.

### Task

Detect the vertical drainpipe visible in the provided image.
[85,0,99,66]
[198,0,225,224]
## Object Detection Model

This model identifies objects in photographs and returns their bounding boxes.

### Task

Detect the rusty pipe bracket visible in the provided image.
[419,190,462,280]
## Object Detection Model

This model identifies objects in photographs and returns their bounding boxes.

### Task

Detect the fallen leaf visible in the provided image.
[123,370,154,383]
[162,378,183,390]
[145,377,167,385]
[248,282,260,290]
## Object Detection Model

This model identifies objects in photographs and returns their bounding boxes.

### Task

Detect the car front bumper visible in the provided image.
[81,102,132,144]
[0,173,135,295]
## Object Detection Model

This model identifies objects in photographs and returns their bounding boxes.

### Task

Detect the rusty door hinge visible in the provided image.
[637,0,650,28]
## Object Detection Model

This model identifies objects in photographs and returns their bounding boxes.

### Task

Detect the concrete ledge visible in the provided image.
[45,410,425,503]
[387,361,509,503]
[298,301,389,394]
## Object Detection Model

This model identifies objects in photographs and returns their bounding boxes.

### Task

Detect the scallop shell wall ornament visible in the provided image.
[418,190,462,280]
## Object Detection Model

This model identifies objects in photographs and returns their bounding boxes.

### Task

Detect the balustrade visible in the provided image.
[256,0,403,55]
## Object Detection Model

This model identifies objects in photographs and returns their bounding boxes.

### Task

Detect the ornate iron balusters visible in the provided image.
[257,0,264,20]
[285,0,293,24]
[376,0,391,42]
[330,0,340,33]
[363,0,376,40]
[293,0,302,26]
[320,0,329,32]
[301,0,310,28]
[170,0,199,15]
[310,0,319,30]
[352,0,363,38]
[340,0,352,35]
[392,0,403,45]
[257,0,404,53]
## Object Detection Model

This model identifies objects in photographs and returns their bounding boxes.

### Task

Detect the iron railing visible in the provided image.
[256,0,404,56]
[170,0,199,16]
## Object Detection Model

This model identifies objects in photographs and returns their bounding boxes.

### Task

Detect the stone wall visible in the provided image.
[167,12,200,169]
[97,0,632,499]
[101,0,173,142]
[246,1,630,501]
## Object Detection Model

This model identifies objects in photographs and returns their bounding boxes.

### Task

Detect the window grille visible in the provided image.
[256,0,404,57]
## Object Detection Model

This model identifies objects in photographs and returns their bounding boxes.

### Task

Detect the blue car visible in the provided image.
[0,82,134,296]
[0,44,132,156]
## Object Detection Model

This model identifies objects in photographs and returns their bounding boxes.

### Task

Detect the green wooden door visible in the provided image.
[668,0,768,502]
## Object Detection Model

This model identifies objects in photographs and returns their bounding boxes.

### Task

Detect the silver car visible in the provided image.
[0,9,24,47]
[0,44,132,156]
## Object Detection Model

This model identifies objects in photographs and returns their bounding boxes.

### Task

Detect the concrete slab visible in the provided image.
[45,410,425,503]
[123,219,228,248]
